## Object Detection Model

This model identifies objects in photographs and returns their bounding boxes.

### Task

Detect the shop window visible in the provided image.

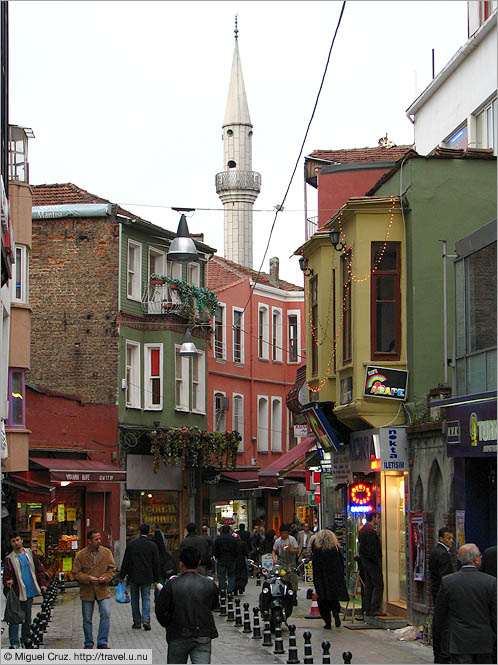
[233,394,244,452]
[233,308,244,363]
[214,304,226,359]
[342,255,352,364]
[127,239,142,301]
[214,391,227,432]
[7,368,25,428]
[271,398,282,452]
[288,313,299,363]
[125,341,141,408]
[257,396,269,452]
[258,304,269,359]
[145,344,162,410]
[126,490,180,551]
[272,308,283,362]
[371,242,401,361]
[13,245,29,303]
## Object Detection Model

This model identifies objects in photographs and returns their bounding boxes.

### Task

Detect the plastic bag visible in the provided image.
[4,588,25,624]
[115,581,130,603]
[394,625,418,641]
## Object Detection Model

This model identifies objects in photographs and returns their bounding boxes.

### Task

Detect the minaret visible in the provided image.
[216,17,261,268]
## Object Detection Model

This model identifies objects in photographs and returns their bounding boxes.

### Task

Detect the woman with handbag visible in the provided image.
[3,532,50,648]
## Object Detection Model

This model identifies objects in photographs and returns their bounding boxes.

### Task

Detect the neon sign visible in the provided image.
[349,483,373,513]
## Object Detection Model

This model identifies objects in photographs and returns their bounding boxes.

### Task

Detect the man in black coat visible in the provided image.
[481,545,497,578]
[358,511,385,616]
[429,527,455,604]
[212,525,239,594]
[236,524,251,549]
[179,523,211,576]
[119,524,160,630]
[434,543,496,664]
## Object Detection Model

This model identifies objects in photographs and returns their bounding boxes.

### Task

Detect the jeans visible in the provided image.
[216,562,235,594]
[167,636,212,664]
[8,597,33,647]
[129,583,151,625]
[81,597,111,647]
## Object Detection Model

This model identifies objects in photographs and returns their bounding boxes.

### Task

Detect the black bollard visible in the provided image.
[226,593,235,622]
[219,590,227,617]
[321,641,331,665]
[342,652,352,664]
[24,631,34,649]
[252,607,262,639]
[306,588,314,600]
[31,624,41,648]
[256,571,262,587]
[261,611,273,647]
[303,631,313,664]
[286,624,300,664]
[273,619,285,655]
[234,597,242,627]
[242,603,251,633]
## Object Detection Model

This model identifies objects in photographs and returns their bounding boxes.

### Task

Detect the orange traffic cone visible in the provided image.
[305,589,321,619]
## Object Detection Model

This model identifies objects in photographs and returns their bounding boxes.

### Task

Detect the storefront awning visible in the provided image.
[219,471,260,489]
[258,437,317,488]
[29,458,126,483]
[5,471,56,495]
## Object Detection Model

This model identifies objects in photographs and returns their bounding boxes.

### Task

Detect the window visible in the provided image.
[287,312,300,363]
[476,98,497,154]
[233,394,244,452]
[168,260,182,304]
[371,242,401,360]
[13,245,28,303]
[342,253,352,364]
[149,247,165,281]
[257,396,269,452]
[455,241,497,394]
[187,262,200,287]
[258,304,269,359]
[214,391,227,432]
[311,276,319,373]
[192,351,205,413]
[125,341,141,408]
[214,304,226,360]
[144,344,162,409]
[233,308,244,364]
[7,368,25,428]
[127,240,142,301]
[175,347,190,411]
[271,398,282,452]
[444,124,468,151]
[272,308,283,362]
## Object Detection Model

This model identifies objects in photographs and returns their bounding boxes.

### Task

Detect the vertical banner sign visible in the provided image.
[57,504,65,522]
[410,513,425,581]
[455,510,465,550]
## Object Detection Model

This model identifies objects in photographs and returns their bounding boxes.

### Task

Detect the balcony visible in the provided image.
[215,170,261,193]
[142,282,184,315]
[142,278,218,322]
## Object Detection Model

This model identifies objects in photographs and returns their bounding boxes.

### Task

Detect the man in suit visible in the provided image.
[434,543,496,664]
[429,527,455,604]
[119,524,160,631]
[73,529,116,649]
[297,522,312,563]
[481,545,497,578]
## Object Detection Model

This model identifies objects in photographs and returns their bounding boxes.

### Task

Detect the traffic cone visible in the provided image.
[305,589,321,619]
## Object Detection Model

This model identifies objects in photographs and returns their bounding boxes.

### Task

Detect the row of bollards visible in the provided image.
[218,589,353,663]
[23,577,59,648]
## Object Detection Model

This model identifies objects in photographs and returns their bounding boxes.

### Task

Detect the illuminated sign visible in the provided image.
[302,404,343,452]
[364,366,408,401]
[349,482,374,513]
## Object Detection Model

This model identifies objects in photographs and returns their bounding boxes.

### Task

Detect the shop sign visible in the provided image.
[455,510,465,550]
[304,561,314,585]
[57,504,65,522]
[349,428,408,472]
[363,366,408,401]
[50,470,126,482]
[444,397,497,457]
[410,513,425,581]
[349,483,374,513]
[330,450,353,485]
[294,424,308,438]
[302,404,343,452]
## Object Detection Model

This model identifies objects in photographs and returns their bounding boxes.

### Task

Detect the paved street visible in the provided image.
[1,576,434,664]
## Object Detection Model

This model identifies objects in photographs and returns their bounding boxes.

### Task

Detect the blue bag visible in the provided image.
[116,581,130,603]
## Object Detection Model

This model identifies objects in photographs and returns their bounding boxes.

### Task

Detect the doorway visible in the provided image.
[383,472,407,611]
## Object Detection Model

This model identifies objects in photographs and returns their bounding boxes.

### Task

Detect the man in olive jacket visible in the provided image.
[73,529,116,649]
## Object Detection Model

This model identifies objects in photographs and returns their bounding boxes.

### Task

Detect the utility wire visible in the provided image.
[240,0,347,316]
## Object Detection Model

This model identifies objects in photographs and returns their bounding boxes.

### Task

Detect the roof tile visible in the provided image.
[207,256,303,292]
[307,145,414,164]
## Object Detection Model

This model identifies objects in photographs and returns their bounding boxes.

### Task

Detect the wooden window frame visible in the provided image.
[342,254,352,365]
[370,241,401,361]
[310,276,319,375]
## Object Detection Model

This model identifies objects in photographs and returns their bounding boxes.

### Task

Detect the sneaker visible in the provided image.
[132,624,142,629]
[142,622,151,631]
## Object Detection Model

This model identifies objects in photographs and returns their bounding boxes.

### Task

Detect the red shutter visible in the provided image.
[150,349,160,376]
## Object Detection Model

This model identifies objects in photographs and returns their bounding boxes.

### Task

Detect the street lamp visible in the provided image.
[329,227,345,252]
[179,328,198,357]
[167,212,199,263]
[298,256,314,277]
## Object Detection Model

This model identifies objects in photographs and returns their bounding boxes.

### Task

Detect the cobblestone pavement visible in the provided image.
[1,577,434,664]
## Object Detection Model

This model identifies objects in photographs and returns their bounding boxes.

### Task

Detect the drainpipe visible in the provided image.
[439,240,458,384]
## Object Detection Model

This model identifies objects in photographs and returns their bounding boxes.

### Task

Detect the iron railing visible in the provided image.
[215,170,261,193]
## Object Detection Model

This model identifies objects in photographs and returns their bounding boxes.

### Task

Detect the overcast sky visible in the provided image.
[9,1,469,285]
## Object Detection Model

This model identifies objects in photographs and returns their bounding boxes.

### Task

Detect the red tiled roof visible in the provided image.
[32,183,111,206]
[307,145,414,164]
[207,256,303,292]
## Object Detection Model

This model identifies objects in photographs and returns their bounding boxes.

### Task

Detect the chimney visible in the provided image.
[269,257,279,287]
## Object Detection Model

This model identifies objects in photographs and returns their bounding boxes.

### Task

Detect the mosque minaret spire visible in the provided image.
[215,16,261,268]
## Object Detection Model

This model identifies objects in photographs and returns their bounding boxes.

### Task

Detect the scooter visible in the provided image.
[258,563,297,630]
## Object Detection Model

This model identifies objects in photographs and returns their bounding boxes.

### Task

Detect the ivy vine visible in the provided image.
[148,426,241,472]
[151,274,218,320]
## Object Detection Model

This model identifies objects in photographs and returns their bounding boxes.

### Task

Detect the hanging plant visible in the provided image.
[151,275,219,320]
[149,427,241,472]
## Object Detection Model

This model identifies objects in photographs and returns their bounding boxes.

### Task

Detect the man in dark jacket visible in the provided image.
[119,524,160,631]
[179,523,211,576]
[429,527,454,604]
[212,525,239,594]
[434,543,496,664]
[156,545,219,664]
[358,511,385,617]
[236,524,251,549]
[481,545,497,578]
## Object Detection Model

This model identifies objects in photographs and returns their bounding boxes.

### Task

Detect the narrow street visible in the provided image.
[1,576,434,664]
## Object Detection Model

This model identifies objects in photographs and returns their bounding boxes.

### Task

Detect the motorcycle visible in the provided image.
[258,563,300,630]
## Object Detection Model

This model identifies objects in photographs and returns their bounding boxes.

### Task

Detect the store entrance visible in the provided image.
[383,472,407,610]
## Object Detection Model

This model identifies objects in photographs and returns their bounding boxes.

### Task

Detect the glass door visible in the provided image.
[384,473,407,605]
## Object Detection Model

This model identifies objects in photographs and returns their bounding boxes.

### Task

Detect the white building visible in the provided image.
[406,0,497,155]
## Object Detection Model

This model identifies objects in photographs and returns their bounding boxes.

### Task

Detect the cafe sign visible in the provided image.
[364,366,408,401]
[50,470,127,483]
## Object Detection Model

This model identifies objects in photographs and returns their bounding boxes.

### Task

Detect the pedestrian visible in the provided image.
[153,528,178,602]
[481,545,497,577]
[433,543,496,664]
[2,532,50,649]
[234,534,249,595]
[201,526,214,574]
[236,523,252,549]
[250,526,264,565]
[212,524,239,594]
[429,527,455,604]
[311,529,349,629]
[179,522,211,576]
[272,524,299,594]
[262,528,276,555]
[119,523,160,631]
[156,545,219,664]
[297,522,312,562]
[358,511,385,617]
[73,528,116,649]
